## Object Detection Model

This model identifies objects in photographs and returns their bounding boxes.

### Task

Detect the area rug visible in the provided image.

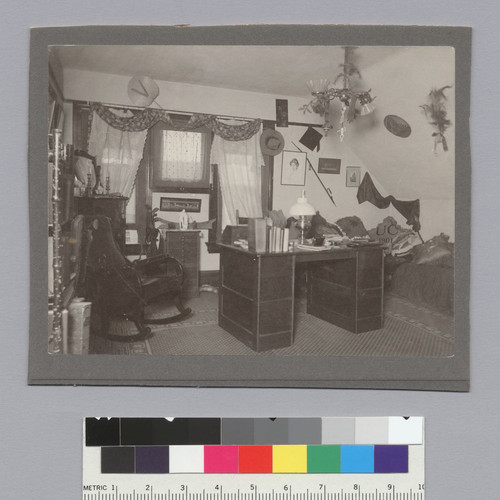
[90,291,454,357]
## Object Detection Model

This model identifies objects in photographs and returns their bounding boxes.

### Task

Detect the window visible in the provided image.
[150,121,211,191]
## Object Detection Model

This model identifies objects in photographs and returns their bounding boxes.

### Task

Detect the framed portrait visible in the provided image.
[281,150,307,186]
[346,166,361,187]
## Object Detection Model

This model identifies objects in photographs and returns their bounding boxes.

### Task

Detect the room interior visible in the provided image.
[47,44,456,357]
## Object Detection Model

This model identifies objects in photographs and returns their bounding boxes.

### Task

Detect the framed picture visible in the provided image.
[159,196,202,213]
[281,150,307,186]
[318,158,341,174]
[275,99,289,127]
[346,166,361,187]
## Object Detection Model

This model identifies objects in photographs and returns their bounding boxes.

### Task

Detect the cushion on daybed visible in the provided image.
[335,215,369,237]
[367,216,420,255]
[307,212,344,238]
[411,233,454,267]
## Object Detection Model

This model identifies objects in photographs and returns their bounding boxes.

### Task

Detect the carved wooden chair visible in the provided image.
[81,215,191,342]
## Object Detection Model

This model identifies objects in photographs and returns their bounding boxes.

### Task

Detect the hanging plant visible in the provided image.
[420,85,453,153]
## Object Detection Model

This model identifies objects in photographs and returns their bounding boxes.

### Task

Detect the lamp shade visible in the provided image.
[289,191,316,217]
[360,102,376,116]
[307,79,330,94]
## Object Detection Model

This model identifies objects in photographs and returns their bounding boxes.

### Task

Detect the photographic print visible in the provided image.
[159,197,202,213]
[281,150,307,185]
[29,25,470,389]
[318,158,341,174]
[346,166,361,187]
[276,98,289,127]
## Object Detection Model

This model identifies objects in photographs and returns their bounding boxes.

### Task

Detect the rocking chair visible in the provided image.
[82,215,192,342]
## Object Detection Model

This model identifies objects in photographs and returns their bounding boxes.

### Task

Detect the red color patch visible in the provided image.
[238,446,273,473]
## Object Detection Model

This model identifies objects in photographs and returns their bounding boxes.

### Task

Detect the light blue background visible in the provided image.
[1,1,499,498]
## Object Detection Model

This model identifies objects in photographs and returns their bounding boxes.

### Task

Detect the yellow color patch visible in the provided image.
[272,445,307,473]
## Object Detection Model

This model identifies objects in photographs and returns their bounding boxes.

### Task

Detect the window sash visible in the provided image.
[159,130,206,182]
[150,121,211,190]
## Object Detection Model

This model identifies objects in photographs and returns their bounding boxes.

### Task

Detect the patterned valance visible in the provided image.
[90,103,261,141]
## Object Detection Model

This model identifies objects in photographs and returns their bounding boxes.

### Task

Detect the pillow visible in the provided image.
[412,233,454,266]
[308,212,344,238]
[368,216,420,255]
[391,232,420,257]
[335,215,369,238]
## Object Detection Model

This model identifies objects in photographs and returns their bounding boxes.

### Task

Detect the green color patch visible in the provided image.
[307,445,341,473]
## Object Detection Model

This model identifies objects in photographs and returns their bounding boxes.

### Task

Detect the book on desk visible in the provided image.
[247,217,290,253]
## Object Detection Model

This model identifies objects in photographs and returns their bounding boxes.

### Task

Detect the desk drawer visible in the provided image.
[220,289,254,332]
[220,252,256,299]
[164,231,200,298]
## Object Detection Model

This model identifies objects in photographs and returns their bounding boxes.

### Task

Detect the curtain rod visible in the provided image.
[74,100,323,129]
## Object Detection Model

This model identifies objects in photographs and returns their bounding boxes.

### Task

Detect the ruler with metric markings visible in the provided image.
[82,477,425,500]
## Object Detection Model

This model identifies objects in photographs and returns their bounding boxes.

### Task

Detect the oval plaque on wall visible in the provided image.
[384,114,412,138]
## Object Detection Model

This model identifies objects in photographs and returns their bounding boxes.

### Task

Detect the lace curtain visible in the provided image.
[88,111,147,199]
[211,122,264,229]
[160,130,206,182]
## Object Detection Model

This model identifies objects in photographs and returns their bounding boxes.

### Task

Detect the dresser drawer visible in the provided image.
[164,230,200,298]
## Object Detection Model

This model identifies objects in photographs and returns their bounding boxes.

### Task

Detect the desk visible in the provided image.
[218,244,384,352]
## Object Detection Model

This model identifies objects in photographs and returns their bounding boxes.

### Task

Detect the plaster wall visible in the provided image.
[347,46,455,240]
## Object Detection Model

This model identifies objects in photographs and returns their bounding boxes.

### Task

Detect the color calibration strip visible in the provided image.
[99,443,408,474]
[85,417,422,475]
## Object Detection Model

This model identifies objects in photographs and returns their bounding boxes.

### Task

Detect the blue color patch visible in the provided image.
[340,445,374,473]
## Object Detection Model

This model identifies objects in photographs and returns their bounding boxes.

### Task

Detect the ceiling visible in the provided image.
[51,45,403,98]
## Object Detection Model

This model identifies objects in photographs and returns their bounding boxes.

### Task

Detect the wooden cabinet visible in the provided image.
[219,247,295,352]
[306,246,384,333]
[74,196,128,252]
[163,230,200,299]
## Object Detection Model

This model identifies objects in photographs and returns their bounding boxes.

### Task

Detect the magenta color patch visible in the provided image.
[204,446,239,473]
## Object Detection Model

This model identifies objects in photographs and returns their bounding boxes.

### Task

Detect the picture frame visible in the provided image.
[281,150,307,186]
[159,196,202,213]
[318,158,341,174]
[346,166,361,187]
[275,98,289,127]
